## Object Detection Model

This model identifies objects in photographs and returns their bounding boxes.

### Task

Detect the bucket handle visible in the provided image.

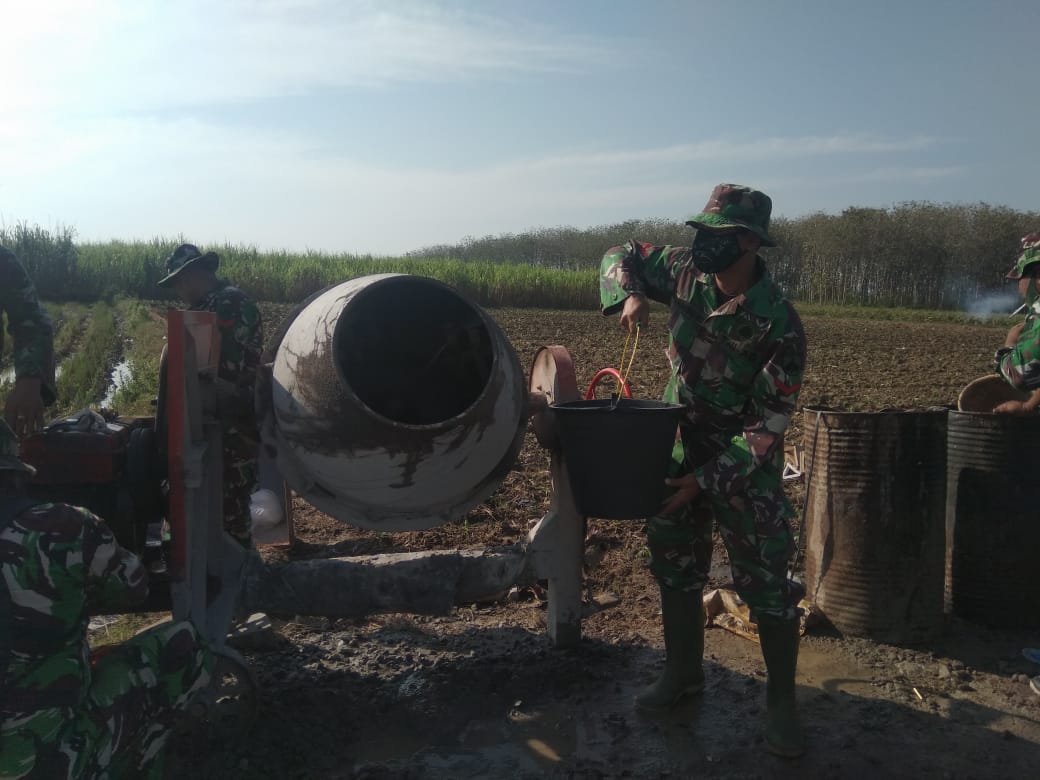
[618,324,640,390]
[584,368,634,401]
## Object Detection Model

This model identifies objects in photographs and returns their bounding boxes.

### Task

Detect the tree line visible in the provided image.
[3,201,1038,310]
[408,202,1039,311]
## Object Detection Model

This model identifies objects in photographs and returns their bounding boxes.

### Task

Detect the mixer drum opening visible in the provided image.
[333,279,495,426]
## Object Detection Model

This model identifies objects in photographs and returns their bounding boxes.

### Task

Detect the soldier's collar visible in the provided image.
[723,258,780,317]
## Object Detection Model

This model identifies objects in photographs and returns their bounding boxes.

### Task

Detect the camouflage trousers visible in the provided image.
[647,441,804,622]
[0,621,213,780]
[222,432,257,549]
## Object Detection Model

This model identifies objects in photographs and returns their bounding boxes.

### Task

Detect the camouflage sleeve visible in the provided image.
[215,294,263,390]
[80,507,148,610]
[600,240,691,314]
[692,305,806,496]
[998,315,1040,390]
[0,247,56,403]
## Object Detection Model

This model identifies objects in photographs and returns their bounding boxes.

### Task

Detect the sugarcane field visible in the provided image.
[3,289,1038,779]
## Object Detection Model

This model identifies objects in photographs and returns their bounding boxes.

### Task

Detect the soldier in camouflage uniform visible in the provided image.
[0,247,55,437]
[158,244,264,547]
[994,233,1040,414]
[0,419,213,779]
[599,184,806,757]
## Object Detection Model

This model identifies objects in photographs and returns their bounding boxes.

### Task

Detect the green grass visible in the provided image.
[109,299,167,416]
[52,303,90,357]
[89,612,171,647]
[795,302,1016,327]
[54,302,118,415]
[71,243,600,309]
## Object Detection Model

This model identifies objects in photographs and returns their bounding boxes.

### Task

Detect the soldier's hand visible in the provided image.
[661,473,701,515]
[620,294,649,333]
[5,377,45,437]
[993,400,1031,415]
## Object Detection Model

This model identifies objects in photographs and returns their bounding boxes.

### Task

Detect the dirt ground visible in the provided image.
[168,309,1040,779]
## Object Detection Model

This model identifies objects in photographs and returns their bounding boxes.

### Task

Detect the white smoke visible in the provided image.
[965,290,1020,319]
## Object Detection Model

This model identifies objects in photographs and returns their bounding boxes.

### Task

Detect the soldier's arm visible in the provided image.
[997,317,1040,390]
[80,507,149,610]
[0,249,56,403]
[600,240,689,315]
[692,307,806,497]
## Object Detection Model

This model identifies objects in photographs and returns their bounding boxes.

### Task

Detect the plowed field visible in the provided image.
[170,307,1038,780]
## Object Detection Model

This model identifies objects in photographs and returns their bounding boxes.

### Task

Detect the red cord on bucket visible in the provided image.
[584,324,639,400]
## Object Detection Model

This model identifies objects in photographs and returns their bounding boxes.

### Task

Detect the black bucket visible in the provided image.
[553,399,683,519]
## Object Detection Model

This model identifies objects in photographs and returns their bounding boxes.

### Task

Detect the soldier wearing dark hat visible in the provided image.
[0,419,213,778]
[599,183,807,757]
[994,233,1040,414]
[159,243,263,546]
[0,247,55,437]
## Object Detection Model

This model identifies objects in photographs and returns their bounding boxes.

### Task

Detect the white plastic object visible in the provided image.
[249,488,284,530]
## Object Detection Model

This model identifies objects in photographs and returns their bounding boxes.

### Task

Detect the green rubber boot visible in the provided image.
[757,617,805,758]
[635,586,705,712]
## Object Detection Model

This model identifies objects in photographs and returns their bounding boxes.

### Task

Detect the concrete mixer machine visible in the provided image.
[163,273,604,657]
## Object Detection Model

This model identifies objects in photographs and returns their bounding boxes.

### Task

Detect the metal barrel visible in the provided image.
[260,274,527,532]
[945,411,1040,628]
[803,409,947,643]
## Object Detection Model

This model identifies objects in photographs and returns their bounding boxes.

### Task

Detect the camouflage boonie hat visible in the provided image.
[158,243,220,287]
[0,419,36,475]
[1006,233,1040,279]
[686,183,777,247]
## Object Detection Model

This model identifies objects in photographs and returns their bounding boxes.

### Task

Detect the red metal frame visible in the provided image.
[166,309,220,581]
[166,310,188,581]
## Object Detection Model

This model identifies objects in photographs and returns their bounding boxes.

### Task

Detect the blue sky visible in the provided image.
[2,0,1037,254]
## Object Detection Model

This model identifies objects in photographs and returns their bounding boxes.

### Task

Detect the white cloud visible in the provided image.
[0,112,957,253]
[845,166,963,183]
[502,134,941,173]
[2,0,608,114]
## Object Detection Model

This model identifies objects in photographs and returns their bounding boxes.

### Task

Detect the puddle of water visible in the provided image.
[101,358,133,407]
[1,361,64,388]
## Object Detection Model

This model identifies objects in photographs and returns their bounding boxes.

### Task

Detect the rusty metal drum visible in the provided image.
[945,411,1040,628]
[803,409,948,643]
[261,274,527,531]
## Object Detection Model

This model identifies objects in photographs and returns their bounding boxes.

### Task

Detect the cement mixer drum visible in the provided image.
[262,274,527,531]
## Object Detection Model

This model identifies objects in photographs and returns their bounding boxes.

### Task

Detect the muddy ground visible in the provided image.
[169,309,1040,779]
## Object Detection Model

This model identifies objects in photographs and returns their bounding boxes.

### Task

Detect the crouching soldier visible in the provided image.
[0,420,213,779]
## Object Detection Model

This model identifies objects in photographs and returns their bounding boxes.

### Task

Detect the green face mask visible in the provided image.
[691,230,744,274]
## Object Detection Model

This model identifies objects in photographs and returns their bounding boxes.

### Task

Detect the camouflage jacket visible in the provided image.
[600,240,806,498]
[190,280,263,433]
[0,501,146,730]
[998,297,1040,390]
[0,248,56,404]
[191,280,264,445]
